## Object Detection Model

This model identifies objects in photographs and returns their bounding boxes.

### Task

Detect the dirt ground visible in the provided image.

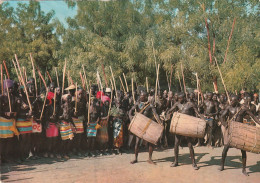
[1,146,260,183]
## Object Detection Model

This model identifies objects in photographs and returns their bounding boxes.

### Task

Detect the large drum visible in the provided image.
[170,112,206,138]
[129,113,163,145]
[228,121,260,154]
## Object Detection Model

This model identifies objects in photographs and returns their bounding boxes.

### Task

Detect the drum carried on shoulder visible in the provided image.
[170,112,206,138]
[228,120,260,154]
[129,113,163,145]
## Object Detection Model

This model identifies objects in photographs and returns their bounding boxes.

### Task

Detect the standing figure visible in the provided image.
[128,91,162,165]
[0,79,19,163]
[203,92,219,147]
[167,93,204,170]
[219,95,260,176]
[59,93,74,159]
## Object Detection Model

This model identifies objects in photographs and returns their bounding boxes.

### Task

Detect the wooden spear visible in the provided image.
[123,73,129,92]
[181,63,188,98]
[62,59,67,96]
[47,71,53,83]
[53,88,56,116]
[223,18,236,64]
[119,76,126,93]
[195,73,200,105]
[29,53,38,95]
[109,66,118,100]
[146,77,149,92]
[155,64,160,103]
[214,57,230,104]
[169,65,173,91]
[166,71,170,91]
[11,59,22,85]
[75,82,77,113]
[3,61,10,79]
[101,63,108,88]
[79,71,85,89]
[40,89,48,120]
[5,75,11,113]
[55,67,59,87]
[1,64,3,95]
[14,54,32,111]
[36,66,47,90]
[131,78,136,105]
[177,71,183,92]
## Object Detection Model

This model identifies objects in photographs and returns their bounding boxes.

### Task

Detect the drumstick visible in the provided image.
[181,63,188,99]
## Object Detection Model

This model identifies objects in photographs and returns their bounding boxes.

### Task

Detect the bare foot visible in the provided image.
[130,160,137,164]
[218,166,224,171]
[147,160,156,165]
[170,162,178,167]
[192,164,199,170]
[242,170,249,176]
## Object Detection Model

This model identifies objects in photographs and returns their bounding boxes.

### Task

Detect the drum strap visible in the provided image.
[141,119,152,137]
[174,112,180,133]
[139,103,150,114]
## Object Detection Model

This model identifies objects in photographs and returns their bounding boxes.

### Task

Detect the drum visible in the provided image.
[228,120,260,154]
[170,112,206,138]
[129,113,163,145]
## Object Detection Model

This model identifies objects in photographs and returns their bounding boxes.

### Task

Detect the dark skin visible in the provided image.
[219,96,260,176]
[128,92,162,165]
[203,93,219,147]
[0,83,19,162]
[86,98,101,156]
[167,94,203,170]
[59,94,75,158]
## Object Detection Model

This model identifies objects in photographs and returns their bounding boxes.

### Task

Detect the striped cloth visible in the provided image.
[72,116,84,134]
[60,121,74,140]
[87,122,97,137]
[16,118,33,134]
[0,117,19,138]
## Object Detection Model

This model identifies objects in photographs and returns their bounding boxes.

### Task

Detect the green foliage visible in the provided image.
[0,0,259,93]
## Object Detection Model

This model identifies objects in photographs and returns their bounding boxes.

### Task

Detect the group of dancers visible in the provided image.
[0,75,259,176]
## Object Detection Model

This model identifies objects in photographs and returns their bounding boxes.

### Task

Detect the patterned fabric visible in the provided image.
[87,122,98,137]
[60,121,74,140]
[32,120,42,133]
[46,122,59,137]
[113,118,123,148]
[16,118,33,134]
[72,116,84,134]
[96,118,109,144]
[0,117,19,138]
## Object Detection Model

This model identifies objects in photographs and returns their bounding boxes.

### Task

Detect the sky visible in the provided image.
[1,0,77,26]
